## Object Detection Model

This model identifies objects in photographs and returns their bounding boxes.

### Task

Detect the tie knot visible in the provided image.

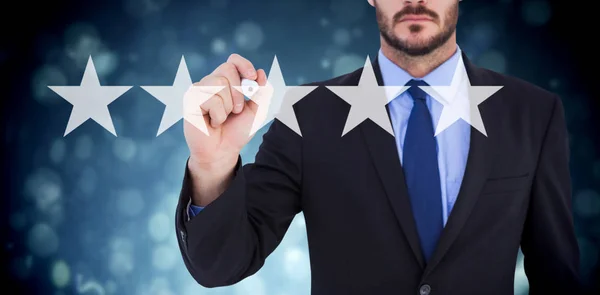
[405,79,428,100]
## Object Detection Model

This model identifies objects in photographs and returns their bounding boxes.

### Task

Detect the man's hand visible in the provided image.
[183,54,269,206]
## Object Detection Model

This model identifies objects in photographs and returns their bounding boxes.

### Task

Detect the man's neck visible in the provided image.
[380,36,458,78]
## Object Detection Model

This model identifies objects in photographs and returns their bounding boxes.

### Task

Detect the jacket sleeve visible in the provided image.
[520,94,583,294]
[175,119,303,287]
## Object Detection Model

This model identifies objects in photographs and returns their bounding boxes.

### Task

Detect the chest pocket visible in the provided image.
[480,173,530,195]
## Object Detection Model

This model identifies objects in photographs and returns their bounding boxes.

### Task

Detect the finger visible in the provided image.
[211,65,239,115]
[222,55,255,114]
[256,69,267,86]
[200,94,223,116]
[208,97,227,128]
[226,53,257,80]
[216,55,257,114]
[193,76,229,115]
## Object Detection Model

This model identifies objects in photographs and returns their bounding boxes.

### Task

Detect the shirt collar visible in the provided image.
[377,45,462,87]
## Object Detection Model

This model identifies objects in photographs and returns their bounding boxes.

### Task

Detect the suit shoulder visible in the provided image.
[477,67,559,106]
[475,67,565,137]
[302,67,362,87]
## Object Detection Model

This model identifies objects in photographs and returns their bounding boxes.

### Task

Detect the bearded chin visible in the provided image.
[380,21,456,56]
[376,4,458,56]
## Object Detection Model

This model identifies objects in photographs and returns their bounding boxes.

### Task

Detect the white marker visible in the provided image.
[241,78,259,98]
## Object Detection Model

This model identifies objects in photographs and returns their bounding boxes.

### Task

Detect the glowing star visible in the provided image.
[233,56,317,137]
[141,56,197,136]
[326,56,408,136]
[48,56,132,136]
[419,55,502,137]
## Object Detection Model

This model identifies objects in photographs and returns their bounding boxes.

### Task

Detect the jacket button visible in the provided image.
[419,284,431,295]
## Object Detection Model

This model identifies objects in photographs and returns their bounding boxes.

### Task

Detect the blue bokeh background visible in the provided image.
[2,0,599,294]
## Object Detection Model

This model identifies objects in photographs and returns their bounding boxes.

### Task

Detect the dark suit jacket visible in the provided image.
[175,52,582,295]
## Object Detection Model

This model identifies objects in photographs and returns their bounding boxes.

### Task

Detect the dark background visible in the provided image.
[2,0,599,294]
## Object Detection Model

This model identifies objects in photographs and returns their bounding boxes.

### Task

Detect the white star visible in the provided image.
[233,56,317,137]
[48,56,132,136]
[141,56,195,136]
[326,56,408,136]
[420,55,502,137]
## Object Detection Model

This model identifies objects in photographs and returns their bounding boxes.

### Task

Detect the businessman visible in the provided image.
[175,0,581,294]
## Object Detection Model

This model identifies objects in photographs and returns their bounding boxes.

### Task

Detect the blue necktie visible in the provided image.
[403,79,443,262]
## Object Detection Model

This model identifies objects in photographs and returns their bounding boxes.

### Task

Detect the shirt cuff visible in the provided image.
[186,198,205,220]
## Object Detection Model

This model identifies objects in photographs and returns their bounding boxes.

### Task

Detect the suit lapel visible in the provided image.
[358,56,426,269]
[424,52,495,276]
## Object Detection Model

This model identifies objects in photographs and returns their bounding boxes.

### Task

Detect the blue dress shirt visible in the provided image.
[189,47,470,225]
